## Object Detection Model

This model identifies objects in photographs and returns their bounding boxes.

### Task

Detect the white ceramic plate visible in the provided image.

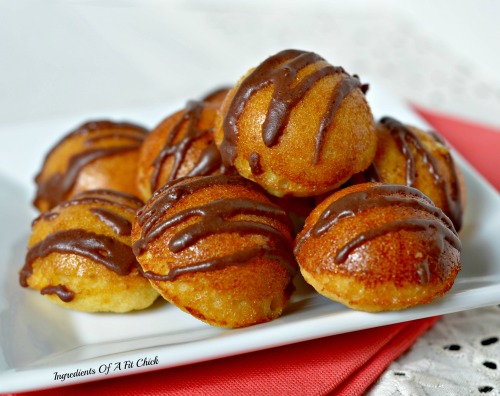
[1,84,500,394]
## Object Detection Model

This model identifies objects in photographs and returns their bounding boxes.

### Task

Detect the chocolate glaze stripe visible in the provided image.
[20,229,139,287]
[441,150,462,230]
[35,144,141,209]
[70,121,148,137]
[221,49,362,166]
[135,174,297,279]
[311,184,455,236]
[381,117,432,186]
[294,184,450,252]
[44,190,143,221]
[220,52,283,165]
[260,51,335,147]
[41,284,75,302]
[136,174,264,229]
[74,189,144,207]
[35,121,147,209]
[133,198,290,255]
[90,207,132,236]
[380,116,462,231]
[248,152,263,175]
[32,211,59,226]
[35,121,147,183]
[32,190,142,227]
[150,101,203,190]
[335,218,461,264]
[142,243,297,282]
[168,220,288,253]
[150,101,222,191]
[294,184,461,265]
[56,196,139,214]
[186,141,223,178]
[84,131,146,145]
[313,74,362,164]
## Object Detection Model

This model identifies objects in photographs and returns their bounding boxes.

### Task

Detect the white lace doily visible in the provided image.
[368,305,500,396]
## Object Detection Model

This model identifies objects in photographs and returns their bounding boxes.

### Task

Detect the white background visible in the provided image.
[1,0,500,129]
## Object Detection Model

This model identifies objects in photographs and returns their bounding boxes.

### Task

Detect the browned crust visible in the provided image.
[294,183,461,312]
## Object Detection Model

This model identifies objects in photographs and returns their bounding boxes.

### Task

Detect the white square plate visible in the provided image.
[1,83,499,393]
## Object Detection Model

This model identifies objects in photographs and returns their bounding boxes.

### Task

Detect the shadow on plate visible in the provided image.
[0,175,82,370]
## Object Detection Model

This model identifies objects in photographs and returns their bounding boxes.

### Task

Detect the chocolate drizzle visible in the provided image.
[142,244,294,282]
[134,174,297,281]
[380,117,463,231]
[312,184,455,236]
[90,207,132,236]
[295,184,461,264]
[21,229,139,287]
[34,121,147,209]
[221,49,363,166]
[32,211,59,226]
[334,218,458,264]
[248,152,263,175]
[21,189,142,291]
[150,101,223,191]
[59,189,144,213]
[41,284,75,302]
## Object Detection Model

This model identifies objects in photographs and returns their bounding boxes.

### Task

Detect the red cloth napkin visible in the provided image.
[413,105,500,192]
[7,108,500,396]
[10,318,438,396]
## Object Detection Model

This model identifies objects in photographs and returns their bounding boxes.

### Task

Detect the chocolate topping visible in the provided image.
[312,184,455,236]
[77,189,144,206]
[150,101,223,191]
[142,244,296,282]
[34,121,147,209]
[295,184,461,264]
[313,74,362,164]
[220,49,362,166]
[32,211,59,227]
[380,117,463,231]
[187,141,222,178]
[60,189,143,213]
[90,207,132,236]
[21,229,139,287]
[136,174,263,230]
[41,284,75,302]
[248,152,263,175]
[134,174,297,280]
[21,189,142,292]
[334,218,459,264]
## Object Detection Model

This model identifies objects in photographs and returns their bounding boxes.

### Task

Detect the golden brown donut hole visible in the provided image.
[215,49,377,197]
[294,182,461,312]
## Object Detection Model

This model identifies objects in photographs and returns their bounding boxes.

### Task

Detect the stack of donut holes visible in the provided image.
[21,49,464,328]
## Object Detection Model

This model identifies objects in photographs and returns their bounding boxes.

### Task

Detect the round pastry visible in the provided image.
[132,174,297,328]
[34,120,148,212]
[20,189,159,312]
[136,100,225,202]
[215,49,377,197]
[294,183,461,312]
[351,116,465,231]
